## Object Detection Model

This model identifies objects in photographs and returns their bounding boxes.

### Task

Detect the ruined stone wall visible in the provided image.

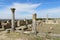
[0,20,32,29]
[17,20,32,26]
[45,20,59,24]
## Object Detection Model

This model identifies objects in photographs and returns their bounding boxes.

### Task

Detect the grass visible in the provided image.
[37,24,60,34]
[1,24,60,40]
[5,32,42,40]
[36,24,60,40]
[0,31,60,40]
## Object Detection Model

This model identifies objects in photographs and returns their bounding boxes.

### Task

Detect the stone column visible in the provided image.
[46,14,48,23]
[17,20,20,27]
[32,13,37,35]
[1,21,5,30]
[11,8,16,31]
[24,18,28,28]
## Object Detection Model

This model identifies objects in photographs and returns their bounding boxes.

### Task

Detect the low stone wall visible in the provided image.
[45,20,59,24]
[0,20,32,29]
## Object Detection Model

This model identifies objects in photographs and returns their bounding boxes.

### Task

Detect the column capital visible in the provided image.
[11,8,16,13]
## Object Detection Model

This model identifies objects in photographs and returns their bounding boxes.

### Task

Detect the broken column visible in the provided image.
[1,21,5,30]
[32,13,37,35]
[17,20,21,27]
[11,8,16,31]
[24,18,28,28]
[46,14,48,23]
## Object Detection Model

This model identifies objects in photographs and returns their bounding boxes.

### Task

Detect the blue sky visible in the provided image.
[0,0,60,19]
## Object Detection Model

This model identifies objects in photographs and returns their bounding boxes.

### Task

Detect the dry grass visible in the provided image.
[37,24,60,34]
[5,32,42,40]
[0,24,60,40]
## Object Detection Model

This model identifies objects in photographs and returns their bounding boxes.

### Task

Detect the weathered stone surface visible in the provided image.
[32,13,37,35]
[11,8,16,31]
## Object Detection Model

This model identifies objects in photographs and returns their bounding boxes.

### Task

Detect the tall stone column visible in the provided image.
[32,13,37,35]
[11,8,16,31]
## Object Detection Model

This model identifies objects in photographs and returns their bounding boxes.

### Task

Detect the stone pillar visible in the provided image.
[24,18,28,28]
[46,14,48,23]
[11,8,16,31]
[17,20,20,27]
[1,21,5,30]
[32,13,37,35]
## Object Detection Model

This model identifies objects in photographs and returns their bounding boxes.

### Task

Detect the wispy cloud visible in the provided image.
[1,2,60,19]
[0,3,41,19]
[37,7,60,18]
[11,3,41,13]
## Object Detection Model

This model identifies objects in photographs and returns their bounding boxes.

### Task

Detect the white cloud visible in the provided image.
[37,7,60,18]
[0,3,41,19]
[11,3,40,13]
[2,2,60,19]
[39,7,60,14]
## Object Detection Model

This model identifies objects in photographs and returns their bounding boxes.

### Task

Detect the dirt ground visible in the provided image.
[0,24,60,40]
